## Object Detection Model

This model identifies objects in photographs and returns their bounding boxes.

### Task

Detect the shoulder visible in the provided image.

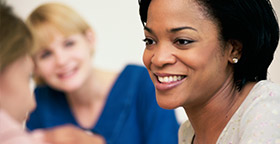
[122,64,149,75]
[244,80,280,108]
[118,64,151,84]
[117,65,155,108]
[237,80,280,142]
[242,80,280,117]
[109,64,153,102]
[252,80,280,94]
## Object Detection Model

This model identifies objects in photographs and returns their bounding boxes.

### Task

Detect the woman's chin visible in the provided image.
[156,98,180,110]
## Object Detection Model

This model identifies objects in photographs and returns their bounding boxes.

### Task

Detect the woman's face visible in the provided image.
[34,30,94,92]
[0,56,35,123]
[143,0,233,109]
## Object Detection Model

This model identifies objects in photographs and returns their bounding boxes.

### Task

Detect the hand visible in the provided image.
[43,124,106,144]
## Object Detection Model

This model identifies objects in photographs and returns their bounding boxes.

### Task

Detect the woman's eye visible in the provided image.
[64,40,75,47]
[40,50,52,59]
[175,39,194,45]
[143,38,155,45]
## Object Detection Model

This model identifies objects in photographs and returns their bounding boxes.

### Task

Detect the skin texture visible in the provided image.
[0,56,35,123]
[34,31,94,93]
[143,0,255,143]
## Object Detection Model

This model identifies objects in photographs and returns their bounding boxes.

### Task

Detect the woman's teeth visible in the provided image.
[157,75,185,83]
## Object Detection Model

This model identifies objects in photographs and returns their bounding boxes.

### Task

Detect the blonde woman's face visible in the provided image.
[0,56,35,123]
[34,31,94,92]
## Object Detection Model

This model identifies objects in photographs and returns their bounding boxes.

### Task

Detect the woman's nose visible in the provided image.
[55,51,68,66]
[151,43,176,67]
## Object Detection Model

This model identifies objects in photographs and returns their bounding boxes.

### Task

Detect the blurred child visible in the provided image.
[0,1,46,143]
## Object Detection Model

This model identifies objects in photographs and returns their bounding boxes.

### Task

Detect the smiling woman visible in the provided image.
[142,0,233,110]
[25,2,179,144]
[139,0,280,143]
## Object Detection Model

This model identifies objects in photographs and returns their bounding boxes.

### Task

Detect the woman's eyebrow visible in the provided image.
[169,26,197,33]
[144,26,197,34]
[144,26,154,34]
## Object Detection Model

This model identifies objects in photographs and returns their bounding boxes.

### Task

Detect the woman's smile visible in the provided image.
[57,66,78,80]
[153,73,187,91]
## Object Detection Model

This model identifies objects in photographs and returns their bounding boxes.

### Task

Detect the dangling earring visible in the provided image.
[233,58,238,63]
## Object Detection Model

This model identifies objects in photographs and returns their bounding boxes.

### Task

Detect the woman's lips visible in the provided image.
[58,67,78,80]
[154,74,187,91]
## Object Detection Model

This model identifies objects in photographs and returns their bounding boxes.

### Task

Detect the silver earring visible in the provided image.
[233,58,238,63]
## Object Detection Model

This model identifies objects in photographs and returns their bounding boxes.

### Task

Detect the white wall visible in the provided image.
[7,0,280,124]
[7,0,280,84]
[269,0,280,84]
[7,0,145,71]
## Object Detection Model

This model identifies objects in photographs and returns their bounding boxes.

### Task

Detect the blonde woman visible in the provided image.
[26,3,179,144]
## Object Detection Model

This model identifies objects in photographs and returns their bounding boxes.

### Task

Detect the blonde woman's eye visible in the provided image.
[40,50,51,59]
[143,38,155,45]
[64,40,75,47]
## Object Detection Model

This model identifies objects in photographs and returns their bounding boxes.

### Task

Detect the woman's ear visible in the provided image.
[227,39,243,64]
[85,29,95,55]
[85,29,95,45]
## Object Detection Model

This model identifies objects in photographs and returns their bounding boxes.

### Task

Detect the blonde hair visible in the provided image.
[26,2,91,85]
[27,2,90,52]
[0,1,34,71]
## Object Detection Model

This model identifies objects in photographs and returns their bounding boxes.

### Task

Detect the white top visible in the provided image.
[179,80,280,144]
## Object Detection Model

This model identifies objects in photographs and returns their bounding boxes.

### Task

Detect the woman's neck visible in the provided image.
[184,77,256,144]
[65,68,118,129]
[66,68,116,106]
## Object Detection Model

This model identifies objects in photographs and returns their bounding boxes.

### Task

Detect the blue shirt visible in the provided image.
[26,65,179,144]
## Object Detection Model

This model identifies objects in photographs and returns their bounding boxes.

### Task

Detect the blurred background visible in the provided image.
[7,0,280,124]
